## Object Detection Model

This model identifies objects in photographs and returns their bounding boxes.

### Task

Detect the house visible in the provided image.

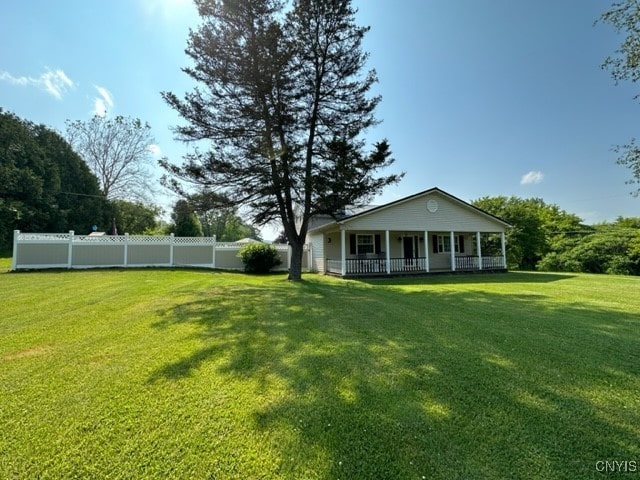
[306,187,510,277]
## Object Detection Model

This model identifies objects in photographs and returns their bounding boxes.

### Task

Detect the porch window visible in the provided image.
[434,234,464,253]
[349,233,382,255]
[356,234,374,255]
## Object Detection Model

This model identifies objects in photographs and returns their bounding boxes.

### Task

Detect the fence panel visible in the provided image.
[11,231,311,273]
[128,244,171,266]
[173,245,215,267]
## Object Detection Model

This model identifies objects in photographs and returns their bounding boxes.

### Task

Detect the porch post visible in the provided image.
[340,228,346,276]
[476,231,482,270]
[424,230,429,272]
[450,231,456,271]
[385,230,391,274]
[500,231,506,269]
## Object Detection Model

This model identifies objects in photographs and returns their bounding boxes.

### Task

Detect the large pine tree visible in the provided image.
[161,0,401,280]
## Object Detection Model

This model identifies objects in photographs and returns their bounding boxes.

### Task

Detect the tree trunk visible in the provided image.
[288,239,305,281]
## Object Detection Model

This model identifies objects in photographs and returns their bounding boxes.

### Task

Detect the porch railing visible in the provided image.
[481,256,505,269]
[327,255,505,275]
[455,255,505,270]
[326,257,428,275]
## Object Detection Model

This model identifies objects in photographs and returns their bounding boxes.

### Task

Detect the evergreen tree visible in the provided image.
[161,0,401,280]
[0,110,107,249]
[171,200,204,237]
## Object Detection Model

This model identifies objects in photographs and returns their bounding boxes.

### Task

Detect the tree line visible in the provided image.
[2,109,639,274]
[473,196,640,275]
[0,110,261,252]
[4,0,640,278]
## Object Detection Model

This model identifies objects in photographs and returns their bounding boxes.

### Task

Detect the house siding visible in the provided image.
[343,192,505,233]
[309,233,325,273]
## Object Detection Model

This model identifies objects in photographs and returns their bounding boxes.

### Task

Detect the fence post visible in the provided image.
[287,244,291,269]
[212,235,216,269]
[67,230,74,269]
[11,230,19,271]
[124,233,129,268]
[169,233,174,267]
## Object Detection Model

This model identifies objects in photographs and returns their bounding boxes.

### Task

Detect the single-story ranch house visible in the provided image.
[306,187,510,277]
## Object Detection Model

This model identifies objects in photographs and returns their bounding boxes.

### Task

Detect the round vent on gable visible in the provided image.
[426,199,439,213]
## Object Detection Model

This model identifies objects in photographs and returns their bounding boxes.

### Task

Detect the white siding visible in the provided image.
[343,192,506,233]
[309,233,325,273]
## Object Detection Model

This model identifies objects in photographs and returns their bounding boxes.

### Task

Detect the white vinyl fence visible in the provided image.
[11,230,310,272]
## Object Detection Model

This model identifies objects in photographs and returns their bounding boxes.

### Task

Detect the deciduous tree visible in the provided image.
[66,115,157,202]
[473,196,583,270]
[111,200,162,234]
[599,1,640,195]
[187,190,261,241]
[160,0,401,280]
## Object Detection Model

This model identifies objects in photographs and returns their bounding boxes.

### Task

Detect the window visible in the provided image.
[349,233,381,255]
[437,235,451,253]
[434,234,464,253]
[356,234,374,255]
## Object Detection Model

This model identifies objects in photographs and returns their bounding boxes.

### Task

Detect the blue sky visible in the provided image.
[1,0,638,238]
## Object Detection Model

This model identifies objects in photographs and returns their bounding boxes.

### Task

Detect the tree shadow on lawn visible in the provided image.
[149,279,639,479]
[359,271,576,287]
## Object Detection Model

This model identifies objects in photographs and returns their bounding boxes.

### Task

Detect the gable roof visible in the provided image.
[308,187,511,233]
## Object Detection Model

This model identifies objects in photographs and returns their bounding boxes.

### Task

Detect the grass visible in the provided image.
[1,260,639,479]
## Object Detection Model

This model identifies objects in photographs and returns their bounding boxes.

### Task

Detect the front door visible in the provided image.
[403,236,414,265]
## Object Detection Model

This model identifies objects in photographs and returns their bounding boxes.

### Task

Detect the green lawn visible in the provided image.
[1,261,639,479]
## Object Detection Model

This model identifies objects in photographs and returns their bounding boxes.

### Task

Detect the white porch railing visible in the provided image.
[480,256,505,269]
[455,255,505,271]
[326,255,505,276]
[326,257,428,275]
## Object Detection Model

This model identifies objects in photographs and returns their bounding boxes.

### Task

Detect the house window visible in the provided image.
[434,235,464,253]
[356,234,374,255]
[349,233,381,255]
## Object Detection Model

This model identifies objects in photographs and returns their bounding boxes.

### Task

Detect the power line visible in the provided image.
[58,191,107,198]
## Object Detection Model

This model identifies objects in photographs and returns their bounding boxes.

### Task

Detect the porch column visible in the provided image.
[340,228,346,276]
[450,231,456,271]
[385,230,391,274]
[476,231,482,270]
[424,230,429,272]
[500,232,506,269]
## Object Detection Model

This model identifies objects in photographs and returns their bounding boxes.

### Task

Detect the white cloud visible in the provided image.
[0,68,74,99]
[520,170,544,185]
[147,144,162,157]
[93,85,114,116]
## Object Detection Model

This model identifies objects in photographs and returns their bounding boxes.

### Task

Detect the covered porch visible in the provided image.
[324,229,506,277]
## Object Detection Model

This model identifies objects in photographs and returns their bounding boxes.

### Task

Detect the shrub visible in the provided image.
[238,243,282,273]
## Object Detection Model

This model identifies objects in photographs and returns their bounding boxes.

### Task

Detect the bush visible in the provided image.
[238,243,282,273]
